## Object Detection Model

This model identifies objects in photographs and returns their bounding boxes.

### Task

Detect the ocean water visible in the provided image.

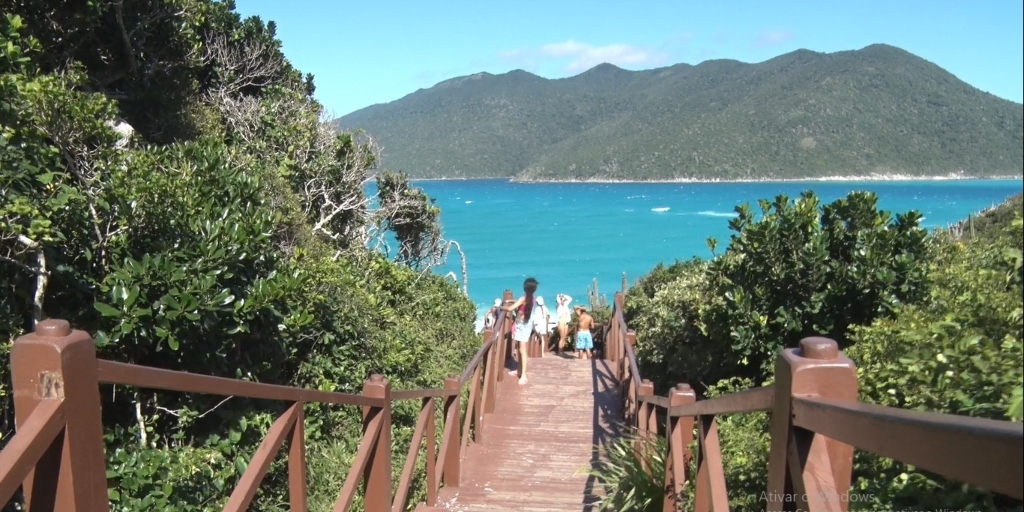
[412,179,1023,326]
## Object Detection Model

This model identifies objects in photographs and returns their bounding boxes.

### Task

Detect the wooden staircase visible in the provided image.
[421,355,622,512]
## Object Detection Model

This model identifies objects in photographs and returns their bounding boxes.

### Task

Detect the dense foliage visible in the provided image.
[620,191,1023,510]
[1,3,475,510]
[338,46,1024,180]
[625,191,931,393]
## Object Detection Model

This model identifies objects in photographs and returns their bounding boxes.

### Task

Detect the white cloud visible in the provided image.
[535,39,668,74]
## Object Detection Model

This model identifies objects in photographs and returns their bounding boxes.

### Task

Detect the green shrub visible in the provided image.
[589,426,669,512]
[845,231,1023,511]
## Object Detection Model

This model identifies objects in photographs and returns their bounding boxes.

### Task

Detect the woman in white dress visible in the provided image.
[555,293,573,355]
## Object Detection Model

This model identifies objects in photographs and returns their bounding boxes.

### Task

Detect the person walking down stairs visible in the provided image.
[503,277,539,385]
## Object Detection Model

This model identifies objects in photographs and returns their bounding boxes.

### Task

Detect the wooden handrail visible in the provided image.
[792,396,1024,500]
[668,385,775,417]
[391,388,458,400]
[636,394,671,408]
[459,309,505,385]
[97,359,385,408]
[608,291,1024,510]
[624,340,642,390]
[3,296,512,512]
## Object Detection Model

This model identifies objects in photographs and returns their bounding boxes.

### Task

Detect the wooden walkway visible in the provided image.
[424,354,623,512]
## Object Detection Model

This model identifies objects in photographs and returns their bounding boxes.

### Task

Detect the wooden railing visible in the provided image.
[0,301,515,511]
[607,291,1024,512]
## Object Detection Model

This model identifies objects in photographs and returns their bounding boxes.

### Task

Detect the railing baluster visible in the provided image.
[0,401,65,505]
[462,364,480,451]
[636,379,655,475]
[393,397,436,512]
[696,415,729,512]
[224,402,301,512]
[441,375,461,487]
[289,403,308,512]
[664,384,695,512]
[481,327,497,414]
[426,398,437,506]
[786,427,841,512]
[334,405,384,512]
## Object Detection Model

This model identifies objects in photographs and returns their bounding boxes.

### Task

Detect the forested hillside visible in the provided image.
[1,2,470,509]
[337,45,1024,181]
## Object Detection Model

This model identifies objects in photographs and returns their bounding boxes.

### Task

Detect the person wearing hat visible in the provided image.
[573,304,595,360]
[484,298,501,330]
[531,296,551,351]
[555,294,573,355]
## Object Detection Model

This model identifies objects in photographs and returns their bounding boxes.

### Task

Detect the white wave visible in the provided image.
[626,195,647,199]
[697,210,737,217]
[624,208,634,212]
[465,200,473,204]
[651,207,670,212]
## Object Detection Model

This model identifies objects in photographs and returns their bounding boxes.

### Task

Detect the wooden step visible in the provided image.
[433,358,623,512]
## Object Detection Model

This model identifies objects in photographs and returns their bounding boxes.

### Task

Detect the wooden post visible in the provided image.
[636,379,656,475]
[664,384,696,512]
[10,319,108,512]
[614,292,627,362]
[482,327,497,414]
[622,331,638,424]
[765,337,858,512]
[288,404,308,512]
[622,272,628,294]
[361,374,392,512]
[442,375,461,487]
[499,289,514,380]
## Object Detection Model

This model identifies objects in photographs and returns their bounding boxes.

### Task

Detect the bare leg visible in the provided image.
[518,341,529,384]
[557,324,567,353]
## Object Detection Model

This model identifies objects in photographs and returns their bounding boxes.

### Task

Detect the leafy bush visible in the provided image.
[626,191,930,393]
[589,426,669,512]
[625,259,713,393]
[845,220,1023,511]
[701,191,930,383]
[624,194,1023,512]
[1,4,478,511]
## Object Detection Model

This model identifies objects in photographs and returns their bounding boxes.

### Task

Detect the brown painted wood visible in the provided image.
[668,384,775,417]
[432,356,623,512]
[792,396,1024,500]
[97,359,384,408]
[224,403,301,512]
[10,319,108,512]
[0,401,65,504]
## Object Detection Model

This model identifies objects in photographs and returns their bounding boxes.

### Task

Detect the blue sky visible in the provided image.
[233,0,1023,117]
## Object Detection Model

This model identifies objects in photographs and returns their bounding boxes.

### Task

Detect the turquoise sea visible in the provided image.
[412,179,1023,326]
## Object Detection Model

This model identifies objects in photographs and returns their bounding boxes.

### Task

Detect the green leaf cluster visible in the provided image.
[620,193,1022,511]
[1,4,474,510]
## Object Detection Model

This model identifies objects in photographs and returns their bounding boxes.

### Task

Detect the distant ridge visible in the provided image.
[335,44,1024,181]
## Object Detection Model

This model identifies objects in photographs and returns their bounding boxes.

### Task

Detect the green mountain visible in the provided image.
[335,44,1024,181]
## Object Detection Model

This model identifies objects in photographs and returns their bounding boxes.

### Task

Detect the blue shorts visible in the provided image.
[576,331,593,350]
